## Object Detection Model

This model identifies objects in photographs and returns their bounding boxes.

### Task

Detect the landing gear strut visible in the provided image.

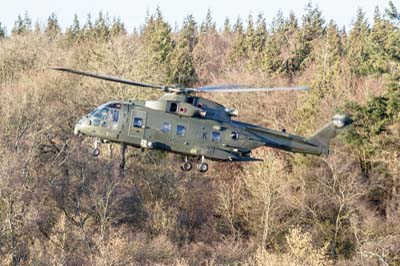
[197,156,208,173]
[181,156,192,171]
[120,143,127,170]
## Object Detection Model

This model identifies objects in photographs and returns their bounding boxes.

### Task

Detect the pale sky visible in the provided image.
[0,0,392,33]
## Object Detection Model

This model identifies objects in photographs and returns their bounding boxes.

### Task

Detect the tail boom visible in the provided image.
[245,114,352,156]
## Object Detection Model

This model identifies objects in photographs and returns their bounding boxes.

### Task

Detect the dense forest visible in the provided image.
[0,1,400,265]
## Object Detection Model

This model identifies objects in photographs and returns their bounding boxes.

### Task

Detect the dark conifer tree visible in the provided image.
[200,9,216,33]
[94,12,111,41]
[168,14,198,86]
[347,8,371,75]
[223,18,232,34]
[110,18,127,37]
[386,1,400,23]
[229,17,246,62]
[66,14,81,42]
[45,13,61,38]
[0,22,6,39]
[11,12,32,35]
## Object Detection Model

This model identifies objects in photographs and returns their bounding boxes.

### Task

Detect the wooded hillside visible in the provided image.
[0,2,399,265]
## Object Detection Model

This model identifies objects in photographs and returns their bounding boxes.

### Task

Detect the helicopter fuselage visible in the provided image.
[74,95,328,162]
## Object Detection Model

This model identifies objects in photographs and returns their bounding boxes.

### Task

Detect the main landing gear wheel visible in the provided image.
[181,162,192,171]
[181,156,192,171]
[197,162,208,173]
[197,156,208,173]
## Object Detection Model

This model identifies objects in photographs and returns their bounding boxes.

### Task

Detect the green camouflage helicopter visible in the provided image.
[53,68,352,173]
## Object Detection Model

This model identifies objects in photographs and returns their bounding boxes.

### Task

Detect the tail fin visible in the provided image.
[306,114,353,154]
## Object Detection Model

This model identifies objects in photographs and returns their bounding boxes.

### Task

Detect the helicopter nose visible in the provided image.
[74,118,91,135]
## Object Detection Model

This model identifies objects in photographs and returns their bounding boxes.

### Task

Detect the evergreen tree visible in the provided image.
[386,1,400,23]
[282,12,300,76]
[255,14,267,53]
[82,14,94,39]
[200,9,216,33]
[167,15,198,86]
[245,14,256,53]
[0,22,6,39]
[271,10,285,34]
[284,11,299,32]
[45,13,61,38]
[168,45,198,86]
[295,2,325,70]
[229,17,246,62]
[347,8,371,75]
[368,7,394,73]
[223,18,232,34]
[344,74,400,177]
[110,18,127,37]
[311,20,343,100]
[262,33,281,74]
[34,20,41,34]
[262,11,300,76]
[94,12,111,41]
[11,12,32,35]
[232,17,244,33]
[66,14,81,42]
[301,2,325,41]
[245,14,267,70]
[143,8,174,81]
[325,21,343,66]
[179,15,198,52]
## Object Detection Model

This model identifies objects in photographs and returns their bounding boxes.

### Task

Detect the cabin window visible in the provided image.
[133,117,143,128]
[211,131,221,142]
[176,125,186,136]
[170,103,177,112]
[161,122,172,133]
[231,131,239,140]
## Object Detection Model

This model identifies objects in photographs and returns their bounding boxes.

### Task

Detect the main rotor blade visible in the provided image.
[191,84,309,93]
[51,67,166,90]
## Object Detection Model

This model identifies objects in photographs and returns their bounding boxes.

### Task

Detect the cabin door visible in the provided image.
[129,110,147,141]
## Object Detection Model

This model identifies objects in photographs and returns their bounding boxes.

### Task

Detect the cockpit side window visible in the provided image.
[91,103,120,125]
[93,107,110,120]
[107,103,121,109]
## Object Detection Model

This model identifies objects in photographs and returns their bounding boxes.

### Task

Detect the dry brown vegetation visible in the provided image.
[0,3,400,265]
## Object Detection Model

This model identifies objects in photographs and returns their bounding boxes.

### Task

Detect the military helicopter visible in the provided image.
[52,67,352,173]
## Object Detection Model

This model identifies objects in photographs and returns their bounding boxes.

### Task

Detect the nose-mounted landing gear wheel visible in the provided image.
[92,139,101,157]
[197,156,208,173]
[92,148,100,157]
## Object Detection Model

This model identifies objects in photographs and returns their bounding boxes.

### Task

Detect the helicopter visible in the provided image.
[52,67,353,173]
